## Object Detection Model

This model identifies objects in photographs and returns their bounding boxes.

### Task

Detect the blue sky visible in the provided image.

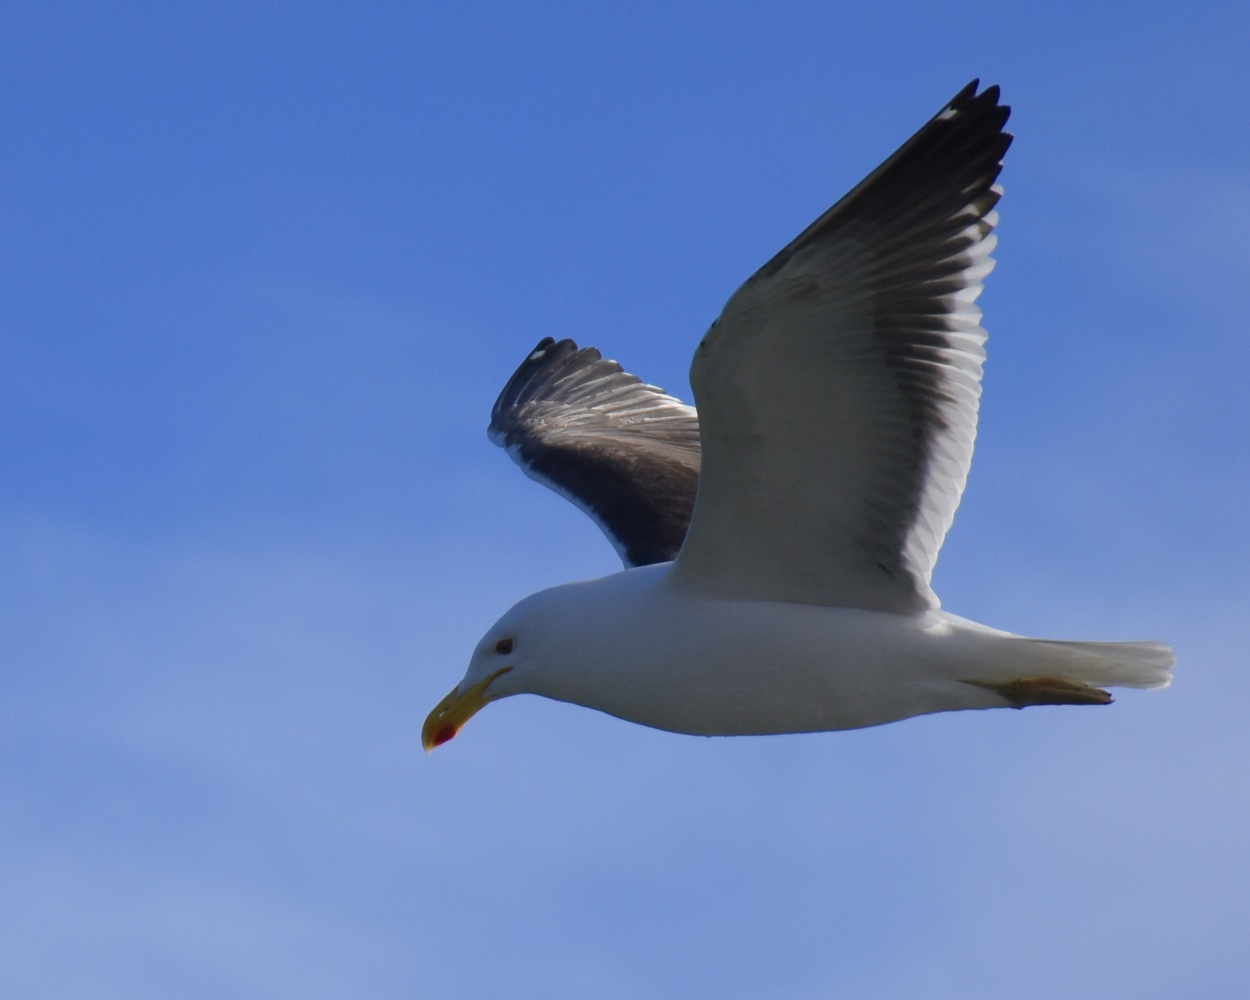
[3,2,1249,997]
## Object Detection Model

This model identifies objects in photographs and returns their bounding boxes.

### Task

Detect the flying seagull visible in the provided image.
[423,81,1173,751]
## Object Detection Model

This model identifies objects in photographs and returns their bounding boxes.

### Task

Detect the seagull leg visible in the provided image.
[964,677,1114,709]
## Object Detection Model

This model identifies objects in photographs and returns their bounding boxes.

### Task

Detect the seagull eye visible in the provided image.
[495,638,514,655]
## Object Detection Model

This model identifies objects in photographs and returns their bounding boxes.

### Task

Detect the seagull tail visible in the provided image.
[1026,637,1176,691]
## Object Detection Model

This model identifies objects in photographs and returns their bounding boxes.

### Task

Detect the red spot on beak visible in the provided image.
[430,724,458,748]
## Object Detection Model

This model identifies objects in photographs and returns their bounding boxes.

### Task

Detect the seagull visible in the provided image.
[423,81,1173,751]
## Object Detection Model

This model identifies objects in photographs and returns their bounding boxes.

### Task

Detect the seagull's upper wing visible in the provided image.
[489,337,701,567]
[672,80,1011,613]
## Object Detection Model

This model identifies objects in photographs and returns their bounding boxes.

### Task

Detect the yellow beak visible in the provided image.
[421,667,512,751]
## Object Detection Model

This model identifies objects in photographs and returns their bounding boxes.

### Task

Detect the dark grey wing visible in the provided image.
[673,81,1011,613]
[489,337,701,567]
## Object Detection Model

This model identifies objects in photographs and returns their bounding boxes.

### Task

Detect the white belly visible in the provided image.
[528,567,1016,736]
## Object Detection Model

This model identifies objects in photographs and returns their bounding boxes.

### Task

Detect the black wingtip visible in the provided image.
[947,79,1009,125]
[490,336,622,438]
[948,79,1004,111]
[953,79,980,104]
[491,338,574,428]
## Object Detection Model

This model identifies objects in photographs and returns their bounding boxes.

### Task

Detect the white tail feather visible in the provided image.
[1030,638,1175,690]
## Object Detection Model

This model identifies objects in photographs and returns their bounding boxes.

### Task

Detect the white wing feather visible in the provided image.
[672,81,1011,613]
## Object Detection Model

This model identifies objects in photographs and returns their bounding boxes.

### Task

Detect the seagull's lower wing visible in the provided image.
[489,337,701,567]
[673,81,1011,613]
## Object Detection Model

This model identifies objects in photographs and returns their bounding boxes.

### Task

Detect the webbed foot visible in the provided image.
[965,676,1113,709]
